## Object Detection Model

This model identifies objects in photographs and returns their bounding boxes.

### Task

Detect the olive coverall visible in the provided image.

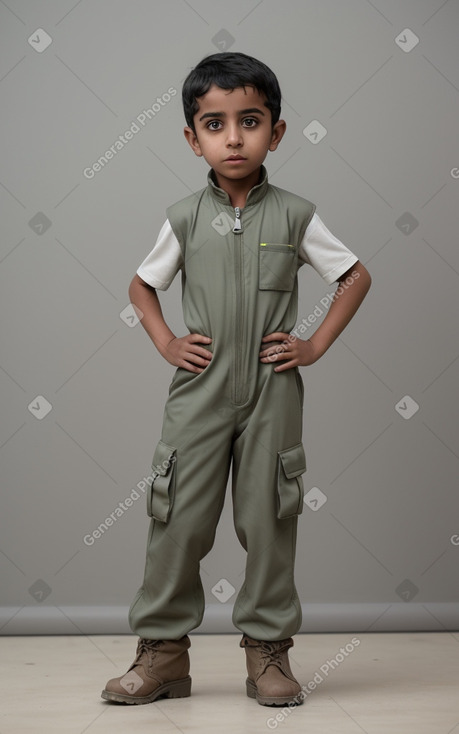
[129,166,316,641]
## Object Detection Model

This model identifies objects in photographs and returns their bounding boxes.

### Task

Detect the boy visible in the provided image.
[102,52,371,707]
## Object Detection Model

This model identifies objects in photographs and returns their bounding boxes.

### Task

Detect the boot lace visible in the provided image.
[134,638,165,671]
[258,640,290,673]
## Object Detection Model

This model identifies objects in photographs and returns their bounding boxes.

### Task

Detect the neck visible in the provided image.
[213,167,262,208]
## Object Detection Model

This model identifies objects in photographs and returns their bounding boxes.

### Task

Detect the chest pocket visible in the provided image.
[259,243,296,291]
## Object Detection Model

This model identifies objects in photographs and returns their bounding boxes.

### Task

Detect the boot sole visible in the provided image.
[246,677,303,707]
[101,675,192,704]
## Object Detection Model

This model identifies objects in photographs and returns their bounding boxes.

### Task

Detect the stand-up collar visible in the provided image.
[207,165,269,207]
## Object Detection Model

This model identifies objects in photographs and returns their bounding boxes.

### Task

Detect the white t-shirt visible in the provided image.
[137,212,358,290]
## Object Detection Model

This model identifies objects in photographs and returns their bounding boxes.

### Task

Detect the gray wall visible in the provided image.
[1,0,458,635]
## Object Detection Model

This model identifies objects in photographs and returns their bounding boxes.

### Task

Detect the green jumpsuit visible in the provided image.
[128,166,316,641]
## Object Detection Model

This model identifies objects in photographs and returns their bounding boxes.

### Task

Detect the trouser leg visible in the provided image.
[129,378,233,640]
[231,368,305,641]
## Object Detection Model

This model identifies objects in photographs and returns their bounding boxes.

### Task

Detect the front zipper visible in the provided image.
[233,206,242,232]
[233,206,245,405]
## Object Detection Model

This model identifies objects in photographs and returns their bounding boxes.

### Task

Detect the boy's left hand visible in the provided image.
[259,262,372,373]
[259,333,318,372]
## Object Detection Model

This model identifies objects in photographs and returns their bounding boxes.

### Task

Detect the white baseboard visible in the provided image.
[1,603,458,635]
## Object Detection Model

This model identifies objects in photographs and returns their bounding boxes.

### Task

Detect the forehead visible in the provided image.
[194,83,267,116]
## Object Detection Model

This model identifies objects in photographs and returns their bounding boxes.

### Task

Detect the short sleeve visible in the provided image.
[298,212,359,285]
[136,219,184,291]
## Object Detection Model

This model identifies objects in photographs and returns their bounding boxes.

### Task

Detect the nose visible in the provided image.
[226,123,243,148]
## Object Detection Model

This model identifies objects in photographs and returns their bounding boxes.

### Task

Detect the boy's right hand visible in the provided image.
[163,334,212,374]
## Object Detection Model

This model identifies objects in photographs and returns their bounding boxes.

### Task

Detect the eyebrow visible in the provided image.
[198,107,265,121]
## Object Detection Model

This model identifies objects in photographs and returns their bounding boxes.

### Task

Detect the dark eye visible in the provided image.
[242,117,258,128]
[207,120,222,131]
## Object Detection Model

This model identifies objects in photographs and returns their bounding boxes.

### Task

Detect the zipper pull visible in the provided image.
[233,207,242,232]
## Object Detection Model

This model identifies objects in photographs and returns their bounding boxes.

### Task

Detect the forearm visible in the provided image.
[129,274,213,372]
[128,275,176,357]
[308,260,371,359]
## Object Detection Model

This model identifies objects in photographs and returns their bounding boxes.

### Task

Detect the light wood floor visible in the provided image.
[1,633,458,733]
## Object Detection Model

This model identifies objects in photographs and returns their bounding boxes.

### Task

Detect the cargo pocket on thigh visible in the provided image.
[277,443,306,519]
[147,440,177,522]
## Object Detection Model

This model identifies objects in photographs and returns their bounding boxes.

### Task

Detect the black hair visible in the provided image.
[182,52,282,132]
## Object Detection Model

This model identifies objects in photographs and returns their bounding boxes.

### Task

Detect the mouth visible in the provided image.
[225,155,247,162]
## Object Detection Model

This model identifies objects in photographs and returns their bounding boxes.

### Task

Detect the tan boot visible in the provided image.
[240,635,303,706]
[101,636,191,704]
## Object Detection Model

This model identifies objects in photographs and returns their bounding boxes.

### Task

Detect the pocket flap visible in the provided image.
[151,440,176,476]
[278,443,306,479]
[148,440,177,522]
[259,243,296,291]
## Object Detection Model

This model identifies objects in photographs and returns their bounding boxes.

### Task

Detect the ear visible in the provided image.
[268,119,286,152]
[184,126,203,157]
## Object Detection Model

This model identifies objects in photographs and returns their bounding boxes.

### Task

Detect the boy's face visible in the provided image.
[184,84,285,188]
